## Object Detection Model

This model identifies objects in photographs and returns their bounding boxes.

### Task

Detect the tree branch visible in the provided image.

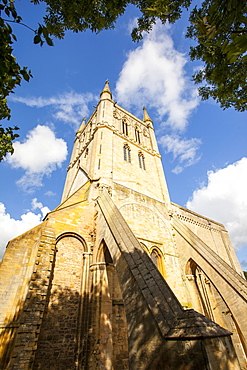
[2,19,36,33]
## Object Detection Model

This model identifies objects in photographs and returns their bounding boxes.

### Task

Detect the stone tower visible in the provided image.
[1,82,247,369]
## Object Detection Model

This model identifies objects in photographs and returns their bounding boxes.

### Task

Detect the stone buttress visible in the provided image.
[0,82,247,369]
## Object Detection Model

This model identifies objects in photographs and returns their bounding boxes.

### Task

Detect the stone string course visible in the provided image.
[0,83,246,369]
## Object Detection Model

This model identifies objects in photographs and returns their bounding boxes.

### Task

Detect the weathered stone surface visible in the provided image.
[0,83,246,369]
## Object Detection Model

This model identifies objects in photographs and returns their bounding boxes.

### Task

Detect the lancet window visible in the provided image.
[135,127,141,144]
[122,119,128,136]
[186,261,215,321]
[138,152,145,170]
[150,248,165,277]
[151,249,159,268]
[123,144,131,163]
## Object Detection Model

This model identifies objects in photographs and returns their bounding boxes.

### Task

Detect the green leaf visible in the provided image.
[11,9,17,19]
[37,24,43,35]
[42,26,49,38]
[34,34,41,44]
[46,36,53,46]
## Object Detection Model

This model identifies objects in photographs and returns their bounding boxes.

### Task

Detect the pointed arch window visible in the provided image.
[122,119,128,136]
[151,249,159,268]
[138,152,145,170]
[186,260,215,321]
[150,247,165,277]
[123,144,131,163]
[135,127,141,144]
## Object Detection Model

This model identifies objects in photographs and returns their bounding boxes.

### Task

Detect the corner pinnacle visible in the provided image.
[143,107,153,126]
[100,80,112,100]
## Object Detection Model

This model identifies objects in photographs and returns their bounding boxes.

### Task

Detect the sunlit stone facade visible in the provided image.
[0,82,247,369]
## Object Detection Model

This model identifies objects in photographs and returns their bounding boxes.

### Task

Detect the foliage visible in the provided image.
[0,124,19,161]
[187,0,247,111]
[31,0,247,113]
[35,0,191,41]
[0,1,31,121]
[0,0,53,119]
[0,0,191,160]
[0,0,53,158]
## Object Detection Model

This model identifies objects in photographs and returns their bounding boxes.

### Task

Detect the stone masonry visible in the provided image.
[0,82,247,369]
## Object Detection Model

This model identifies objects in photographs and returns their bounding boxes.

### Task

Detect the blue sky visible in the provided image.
[1,2,247,269]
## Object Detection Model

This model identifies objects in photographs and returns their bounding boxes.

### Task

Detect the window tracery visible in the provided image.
[151,249,159,268]
[123,144,131,163]
[135,127,141,144]
[150,247,165,277]
[143,129,149,137]
[138,152,145,170]
[122,119,128,136]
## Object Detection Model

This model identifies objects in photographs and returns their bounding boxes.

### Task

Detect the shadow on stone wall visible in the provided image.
[0,276,91,370]
[0,294,239,370]
[115,247,239,370]
[0,245,240,370]
[32,285,90,369]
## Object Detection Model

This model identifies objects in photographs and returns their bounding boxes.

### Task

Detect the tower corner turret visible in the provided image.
[100,80,113,101]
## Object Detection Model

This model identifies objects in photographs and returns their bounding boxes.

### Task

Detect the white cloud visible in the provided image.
[6,125,68,191]
[31,198,50,218]
[127,17,138,33]
[45,190,56,197]
[159,134,202,173]
[115,21,199,131]
[11,91,96,129]
[187,157,247,250]
[31,198,43,210]
[0,201,50,260]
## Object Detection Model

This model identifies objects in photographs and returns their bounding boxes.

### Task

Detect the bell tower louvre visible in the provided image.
[0,81,247,369]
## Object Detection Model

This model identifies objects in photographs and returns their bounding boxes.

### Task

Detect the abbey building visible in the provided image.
[0,82,247,369]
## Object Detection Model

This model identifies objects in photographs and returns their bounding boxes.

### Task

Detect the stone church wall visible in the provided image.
[0,82,246,369]
[171,202,243,274]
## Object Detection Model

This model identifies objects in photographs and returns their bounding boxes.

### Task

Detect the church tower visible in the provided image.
[62,80,170,205]
[0,82,247,370]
